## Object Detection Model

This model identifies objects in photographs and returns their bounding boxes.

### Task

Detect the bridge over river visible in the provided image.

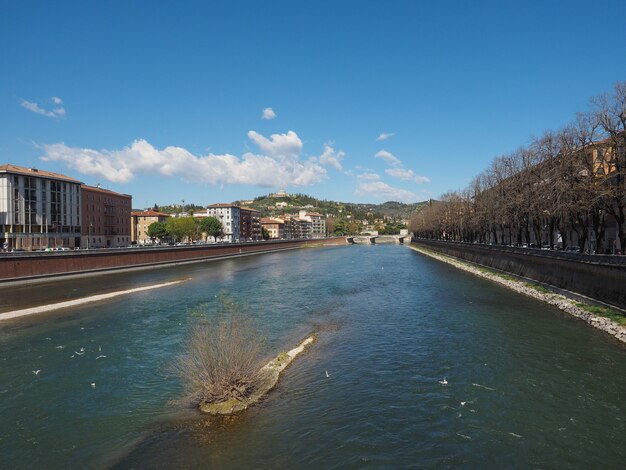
[347,234,408,244]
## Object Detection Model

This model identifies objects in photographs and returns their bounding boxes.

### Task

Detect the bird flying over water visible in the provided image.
[91,383,96,388]
[95,355,107,360]
[439,378,448,385]
[32,370,41,375]
[325,370,330,378]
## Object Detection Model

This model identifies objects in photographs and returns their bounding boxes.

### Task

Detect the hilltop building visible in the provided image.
[81,184,132,248]
[0,164,82,251]
[271,189,289,198]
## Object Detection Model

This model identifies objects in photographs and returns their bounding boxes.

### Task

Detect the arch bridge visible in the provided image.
[346,235,407,245]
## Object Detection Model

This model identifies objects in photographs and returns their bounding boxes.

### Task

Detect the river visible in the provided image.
[1,244,625,468]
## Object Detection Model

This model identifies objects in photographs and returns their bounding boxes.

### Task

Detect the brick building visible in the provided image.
[81,184,132,248]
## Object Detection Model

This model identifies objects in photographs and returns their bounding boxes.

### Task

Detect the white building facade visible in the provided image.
[0,164,82,251]
[299,210,326,238]
[206,204,241,242]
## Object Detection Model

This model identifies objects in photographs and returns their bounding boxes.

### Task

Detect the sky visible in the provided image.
[1,0,626,208]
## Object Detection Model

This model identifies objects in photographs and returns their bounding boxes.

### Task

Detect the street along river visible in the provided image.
[1,244,626,468]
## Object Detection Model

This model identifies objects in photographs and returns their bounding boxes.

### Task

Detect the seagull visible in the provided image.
[98,346,101,352]
[439,378,448,385]
[91,383,96,388]
[461,401,467,406]
[325,370,330,378]
[74,351,85,356]
[95,355,107,360]
[32,370,41,375]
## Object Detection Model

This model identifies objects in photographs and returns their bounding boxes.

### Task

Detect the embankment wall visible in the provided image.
[0,237,347,283]
[412,239,626,309]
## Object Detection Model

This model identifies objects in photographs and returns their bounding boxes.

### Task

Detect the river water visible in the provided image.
[1,245,626,468]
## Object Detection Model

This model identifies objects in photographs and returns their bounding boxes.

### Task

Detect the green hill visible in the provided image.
[234,193,428,222]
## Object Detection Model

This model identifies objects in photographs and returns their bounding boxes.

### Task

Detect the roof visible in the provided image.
[81,184,132,199]
[239,206,261,213]
[131,209,170,217]
[0,163,82,183]
[207,203,239,208]
[305,212,323,217]
[261,217,283,224]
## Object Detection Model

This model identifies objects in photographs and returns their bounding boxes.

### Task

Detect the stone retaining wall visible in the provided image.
[0,237,347,283]
[413,239,626,309]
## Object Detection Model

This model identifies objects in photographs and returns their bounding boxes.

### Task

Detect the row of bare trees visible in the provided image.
[410,81,626,253]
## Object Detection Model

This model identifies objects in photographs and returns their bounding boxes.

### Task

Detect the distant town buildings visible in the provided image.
[131,209,170,244]
[0,164,82,251]
[1,163,332,251]
[82,184,132,248]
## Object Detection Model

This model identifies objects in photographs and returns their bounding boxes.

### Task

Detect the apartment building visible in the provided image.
[131,209,170,244]
[0,164,81,251]
[81,184,132,248]
[240,207,262,241]
[206,204,241,242]
[261,217,284,239]
[299,210,326,238]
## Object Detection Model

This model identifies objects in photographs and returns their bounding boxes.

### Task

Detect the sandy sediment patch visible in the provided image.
[0,279,187,322]
[409,244,626,344]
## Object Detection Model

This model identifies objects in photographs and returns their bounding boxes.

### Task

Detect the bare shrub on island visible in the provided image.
[177,295,264,407]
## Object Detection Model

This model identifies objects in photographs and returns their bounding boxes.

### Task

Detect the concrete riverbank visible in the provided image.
[412,239,626,309]
[410,243,626,345]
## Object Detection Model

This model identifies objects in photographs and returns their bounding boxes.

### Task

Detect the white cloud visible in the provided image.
[261,107,277,120]
[375,150,402,167]
[376,132,394,141]
[357,172,381,181]
[356,180,418,203]
[51,96,63,105]
[247,130,302,159]
[385,168,430,184]
[20,98,66,119]
[41,132,327,188]
[318,143,346,171]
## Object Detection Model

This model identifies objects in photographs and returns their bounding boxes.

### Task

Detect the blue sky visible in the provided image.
[2,0,625,208]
